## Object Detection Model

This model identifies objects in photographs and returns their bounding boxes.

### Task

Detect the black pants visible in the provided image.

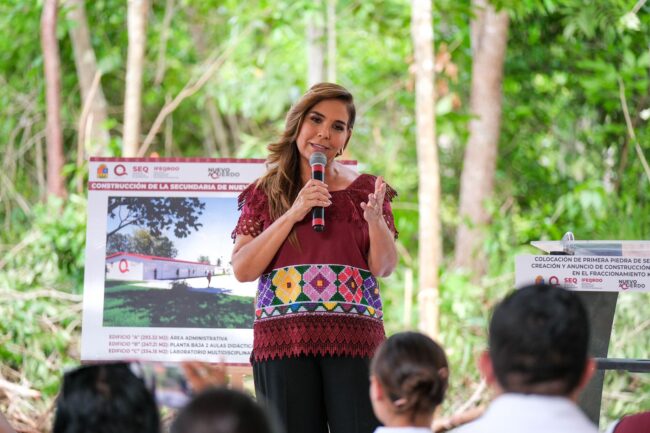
[253,356,381,433]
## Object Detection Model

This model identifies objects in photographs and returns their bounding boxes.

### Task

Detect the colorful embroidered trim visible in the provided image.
[252,313,386,361]
[255,264,383,320]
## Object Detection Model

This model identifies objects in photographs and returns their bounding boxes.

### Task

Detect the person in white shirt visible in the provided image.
[452,283,598,433]
[370,331,449,433]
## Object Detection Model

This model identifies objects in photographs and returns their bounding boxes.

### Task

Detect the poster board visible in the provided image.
[81,157,266,364]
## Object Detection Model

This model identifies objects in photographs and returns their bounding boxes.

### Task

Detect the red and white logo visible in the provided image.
[118,259,129,273]
[114,164,128,176]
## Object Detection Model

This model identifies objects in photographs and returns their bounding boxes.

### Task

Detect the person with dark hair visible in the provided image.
[170,387,280,433]
[53,363,160,433]
[370,331,449,432]
[451,284,598,433]
[231,82,398,433]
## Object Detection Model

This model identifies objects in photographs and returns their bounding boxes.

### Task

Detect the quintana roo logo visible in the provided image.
[97,164,109,179]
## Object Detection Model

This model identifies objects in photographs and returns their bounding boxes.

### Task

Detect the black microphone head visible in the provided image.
[309,152,327,167]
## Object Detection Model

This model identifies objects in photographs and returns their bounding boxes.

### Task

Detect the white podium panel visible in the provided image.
[515,255,650,292]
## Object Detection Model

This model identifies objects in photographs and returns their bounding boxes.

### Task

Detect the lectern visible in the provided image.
[516,235,650,426]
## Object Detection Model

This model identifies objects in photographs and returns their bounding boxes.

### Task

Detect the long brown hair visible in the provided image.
[257,83,356,225]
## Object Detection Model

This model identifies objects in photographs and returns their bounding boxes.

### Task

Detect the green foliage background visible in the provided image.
[0,0,649,429]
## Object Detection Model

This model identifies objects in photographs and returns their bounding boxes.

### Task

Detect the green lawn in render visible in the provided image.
[103,281,254,328]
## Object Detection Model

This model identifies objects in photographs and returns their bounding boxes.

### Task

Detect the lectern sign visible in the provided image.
[515,255,650,292]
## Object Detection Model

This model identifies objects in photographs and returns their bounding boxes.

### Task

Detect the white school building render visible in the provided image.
[105,252,217,281]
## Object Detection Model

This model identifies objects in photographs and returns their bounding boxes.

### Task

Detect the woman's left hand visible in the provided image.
[361,176,386,225]
[363,175,397,277]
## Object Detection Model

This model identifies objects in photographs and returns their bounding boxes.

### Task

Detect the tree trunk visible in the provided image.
[226,113,242,149]
[201,113,217,156]
[67,0,111,156]
[326,0,336,83]
[454,0,508,278]
[187,12,230,157]
[307,0,325,87]
[411,0,441,338]
[41,0,66,198]
[123,0,148,157]
[154,0,174,85]
[164,93,173,156]
[207,103,230,157]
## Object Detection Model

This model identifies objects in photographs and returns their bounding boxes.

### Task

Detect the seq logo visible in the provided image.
[97,164,109,179]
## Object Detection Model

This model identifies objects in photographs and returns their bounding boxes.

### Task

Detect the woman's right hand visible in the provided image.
[232,179,330,282]
[286,179,331,223]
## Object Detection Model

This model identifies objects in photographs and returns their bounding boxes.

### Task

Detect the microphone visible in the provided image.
[310,152,327,232]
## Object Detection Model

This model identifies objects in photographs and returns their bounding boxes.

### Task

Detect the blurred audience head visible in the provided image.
[53,363,160,433]
[370,331,449,426]
[484,283,593,397]
[170,387,279,433]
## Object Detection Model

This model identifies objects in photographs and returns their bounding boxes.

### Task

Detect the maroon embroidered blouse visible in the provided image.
[232,174,397,362]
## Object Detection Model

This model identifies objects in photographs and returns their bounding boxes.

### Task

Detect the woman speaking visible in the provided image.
[231,83,398,433]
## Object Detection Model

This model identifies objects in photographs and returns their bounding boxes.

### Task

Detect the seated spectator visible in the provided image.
[605,411,650,433]
[53,363,160,433]
[170,387,280,433]
[369,331,449,432]
[452,283,598,433]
